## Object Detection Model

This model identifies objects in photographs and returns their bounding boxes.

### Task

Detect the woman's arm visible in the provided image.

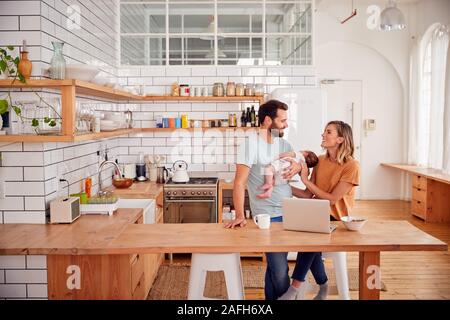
[299,161,353,205]
[291,166,316,198]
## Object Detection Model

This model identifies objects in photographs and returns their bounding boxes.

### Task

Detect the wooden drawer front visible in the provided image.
[132,273,146,300]
[412,187,427,203]
[131,254,144,292]
[413,175,427,190]
[411,199,426,219]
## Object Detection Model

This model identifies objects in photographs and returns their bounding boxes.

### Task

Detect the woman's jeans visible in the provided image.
[264,216,329,300]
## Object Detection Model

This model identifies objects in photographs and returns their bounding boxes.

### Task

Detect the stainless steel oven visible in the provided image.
[163,178,218,224]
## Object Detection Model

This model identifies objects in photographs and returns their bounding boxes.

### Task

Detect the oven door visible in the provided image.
[164,199,217,223]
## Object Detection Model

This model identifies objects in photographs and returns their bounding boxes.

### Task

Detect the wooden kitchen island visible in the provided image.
[0,213,446,300]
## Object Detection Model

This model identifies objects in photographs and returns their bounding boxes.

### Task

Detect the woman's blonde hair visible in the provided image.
[325,121,354,164]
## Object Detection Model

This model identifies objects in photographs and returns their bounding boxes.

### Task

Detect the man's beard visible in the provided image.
[269,126,284,138]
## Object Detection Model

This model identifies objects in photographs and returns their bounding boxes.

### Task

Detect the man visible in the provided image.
[225,99,296,300]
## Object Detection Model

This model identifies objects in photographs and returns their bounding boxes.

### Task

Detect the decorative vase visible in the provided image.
[50,42,66,80]
[18,51,32,79]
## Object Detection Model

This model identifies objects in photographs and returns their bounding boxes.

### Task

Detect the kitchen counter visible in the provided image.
[104,181,164,200]
[0,208,143,255]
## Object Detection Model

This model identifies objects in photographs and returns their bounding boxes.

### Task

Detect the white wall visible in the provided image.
[316,41,404,199]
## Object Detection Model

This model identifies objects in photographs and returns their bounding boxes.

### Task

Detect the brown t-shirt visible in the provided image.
[314,155,360,220]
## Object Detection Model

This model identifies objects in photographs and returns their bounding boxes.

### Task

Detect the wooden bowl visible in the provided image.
[112,178,133,189]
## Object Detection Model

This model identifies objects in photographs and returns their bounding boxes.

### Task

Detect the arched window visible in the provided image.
[413,23,449,169]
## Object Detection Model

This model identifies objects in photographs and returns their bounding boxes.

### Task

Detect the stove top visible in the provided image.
[165,177,218,186]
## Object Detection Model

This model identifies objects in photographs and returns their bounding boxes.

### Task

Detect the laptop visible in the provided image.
[282,198,337,234]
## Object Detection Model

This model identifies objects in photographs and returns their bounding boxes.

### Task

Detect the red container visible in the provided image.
[168,118,175,128]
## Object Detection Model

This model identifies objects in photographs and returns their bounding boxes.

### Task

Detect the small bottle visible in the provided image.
[246,107,251,125]
[251,106,256,127]
[85,177,92,198]
[240,111,246,127]
[94,113,101,133]
[255,114,259,127]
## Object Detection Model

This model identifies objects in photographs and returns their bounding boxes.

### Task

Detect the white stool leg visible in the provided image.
[330,252,350,300]
[188,254,207,299]
[223,253,244,300]
[188,253,244,300]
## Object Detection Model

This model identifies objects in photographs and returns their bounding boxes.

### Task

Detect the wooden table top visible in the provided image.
[0,212,446,255]
[381,163,450,185]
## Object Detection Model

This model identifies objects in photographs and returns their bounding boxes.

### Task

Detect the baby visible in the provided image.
[257,150,319,199]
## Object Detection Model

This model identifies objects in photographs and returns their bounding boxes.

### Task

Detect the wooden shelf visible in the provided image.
[140,127,259,132]
[0,79,266,142]
[0,79,143,101]
[143,95,265,104]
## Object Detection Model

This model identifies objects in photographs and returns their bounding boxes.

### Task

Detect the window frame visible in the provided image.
[119,0,314,66]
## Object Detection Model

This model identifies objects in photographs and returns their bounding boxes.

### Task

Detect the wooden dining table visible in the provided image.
[0,216,447,300]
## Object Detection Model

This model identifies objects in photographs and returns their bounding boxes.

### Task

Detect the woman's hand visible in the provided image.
[299,161,310,183]
[224,216,247,229]
[282,157,302,180]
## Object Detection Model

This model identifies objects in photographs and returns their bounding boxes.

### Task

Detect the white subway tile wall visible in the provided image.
[0,1,316,300]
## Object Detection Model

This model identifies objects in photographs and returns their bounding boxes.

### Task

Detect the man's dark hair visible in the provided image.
[258,99,288,126]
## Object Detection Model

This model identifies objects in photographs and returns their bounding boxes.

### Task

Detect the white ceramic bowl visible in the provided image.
[341,216,367,231]
[65,64,100,81]
[91,75,108,86]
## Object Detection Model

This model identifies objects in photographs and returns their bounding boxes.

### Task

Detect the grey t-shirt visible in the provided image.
[236,133,293,218]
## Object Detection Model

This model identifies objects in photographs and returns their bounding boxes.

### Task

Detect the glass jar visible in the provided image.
[226,82,236,96]
[235,83,245,96]
[254,83,264,96]
[221,119,229,127]
[213,83,224,96]
[179,84,190,96]
[245,83,254,96]
[50,42,66,80]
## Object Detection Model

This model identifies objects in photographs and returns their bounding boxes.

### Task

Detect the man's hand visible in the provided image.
[278,151,296,159]
[281,157,303,180]
[224,216,247,229]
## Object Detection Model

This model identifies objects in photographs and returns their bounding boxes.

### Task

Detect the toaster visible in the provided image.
[50,196,81,224]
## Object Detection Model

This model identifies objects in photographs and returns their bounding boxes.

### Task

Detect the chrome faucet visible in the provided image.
[98,160,123,195]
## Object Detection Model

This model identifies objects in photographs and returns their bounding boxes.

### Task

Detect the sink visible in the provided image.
[116,198,155,224]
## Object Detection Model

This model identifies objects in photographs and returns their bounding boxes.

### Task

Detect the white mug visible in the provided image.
[253,214,271,229]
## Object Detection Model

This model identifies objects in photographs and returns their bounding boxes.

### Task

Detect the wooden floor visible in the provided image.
[166,200,450,300]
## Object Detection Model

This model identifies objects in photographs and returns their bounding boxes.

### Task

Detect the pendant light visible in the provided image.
[380,0,406,31]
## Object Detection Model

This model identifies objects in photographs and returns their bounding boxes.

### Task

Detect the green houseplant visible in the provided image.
[0,46,61,133]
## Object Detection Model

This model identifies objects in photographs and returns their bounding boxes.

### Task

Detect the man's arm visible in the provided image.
[224,164,250,228]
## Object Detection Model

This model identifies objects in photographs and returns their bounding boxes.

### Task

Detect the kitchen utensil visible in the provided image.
[112,178,133,189]
[124,164,136,179]
[136,163,147,181]
[156,166,169,184]
[168,160,190,183]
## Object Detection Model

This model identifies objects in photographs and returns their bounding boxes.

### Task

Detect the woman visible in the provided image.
[279,120,360,300]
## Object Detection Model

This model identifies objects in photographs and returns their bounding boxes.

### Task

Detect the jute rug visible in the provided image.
[147,264,387,300]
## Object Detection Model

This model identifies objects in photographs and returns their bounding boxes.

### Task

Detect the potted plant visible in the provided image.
[0,46,61,134]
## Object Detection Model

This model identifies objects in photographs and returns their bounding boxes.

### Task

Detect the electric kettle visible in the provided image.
[169,160,190,183]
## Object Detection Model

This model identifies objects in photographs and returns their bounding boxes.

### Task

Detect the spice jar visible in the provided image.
[245,83,254,96]
[226,82,236,96]
[236,83,245,96]
[254,83,264,96]
[213,83,224,96]
[171,82,180,96]
[179,84,190,96]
